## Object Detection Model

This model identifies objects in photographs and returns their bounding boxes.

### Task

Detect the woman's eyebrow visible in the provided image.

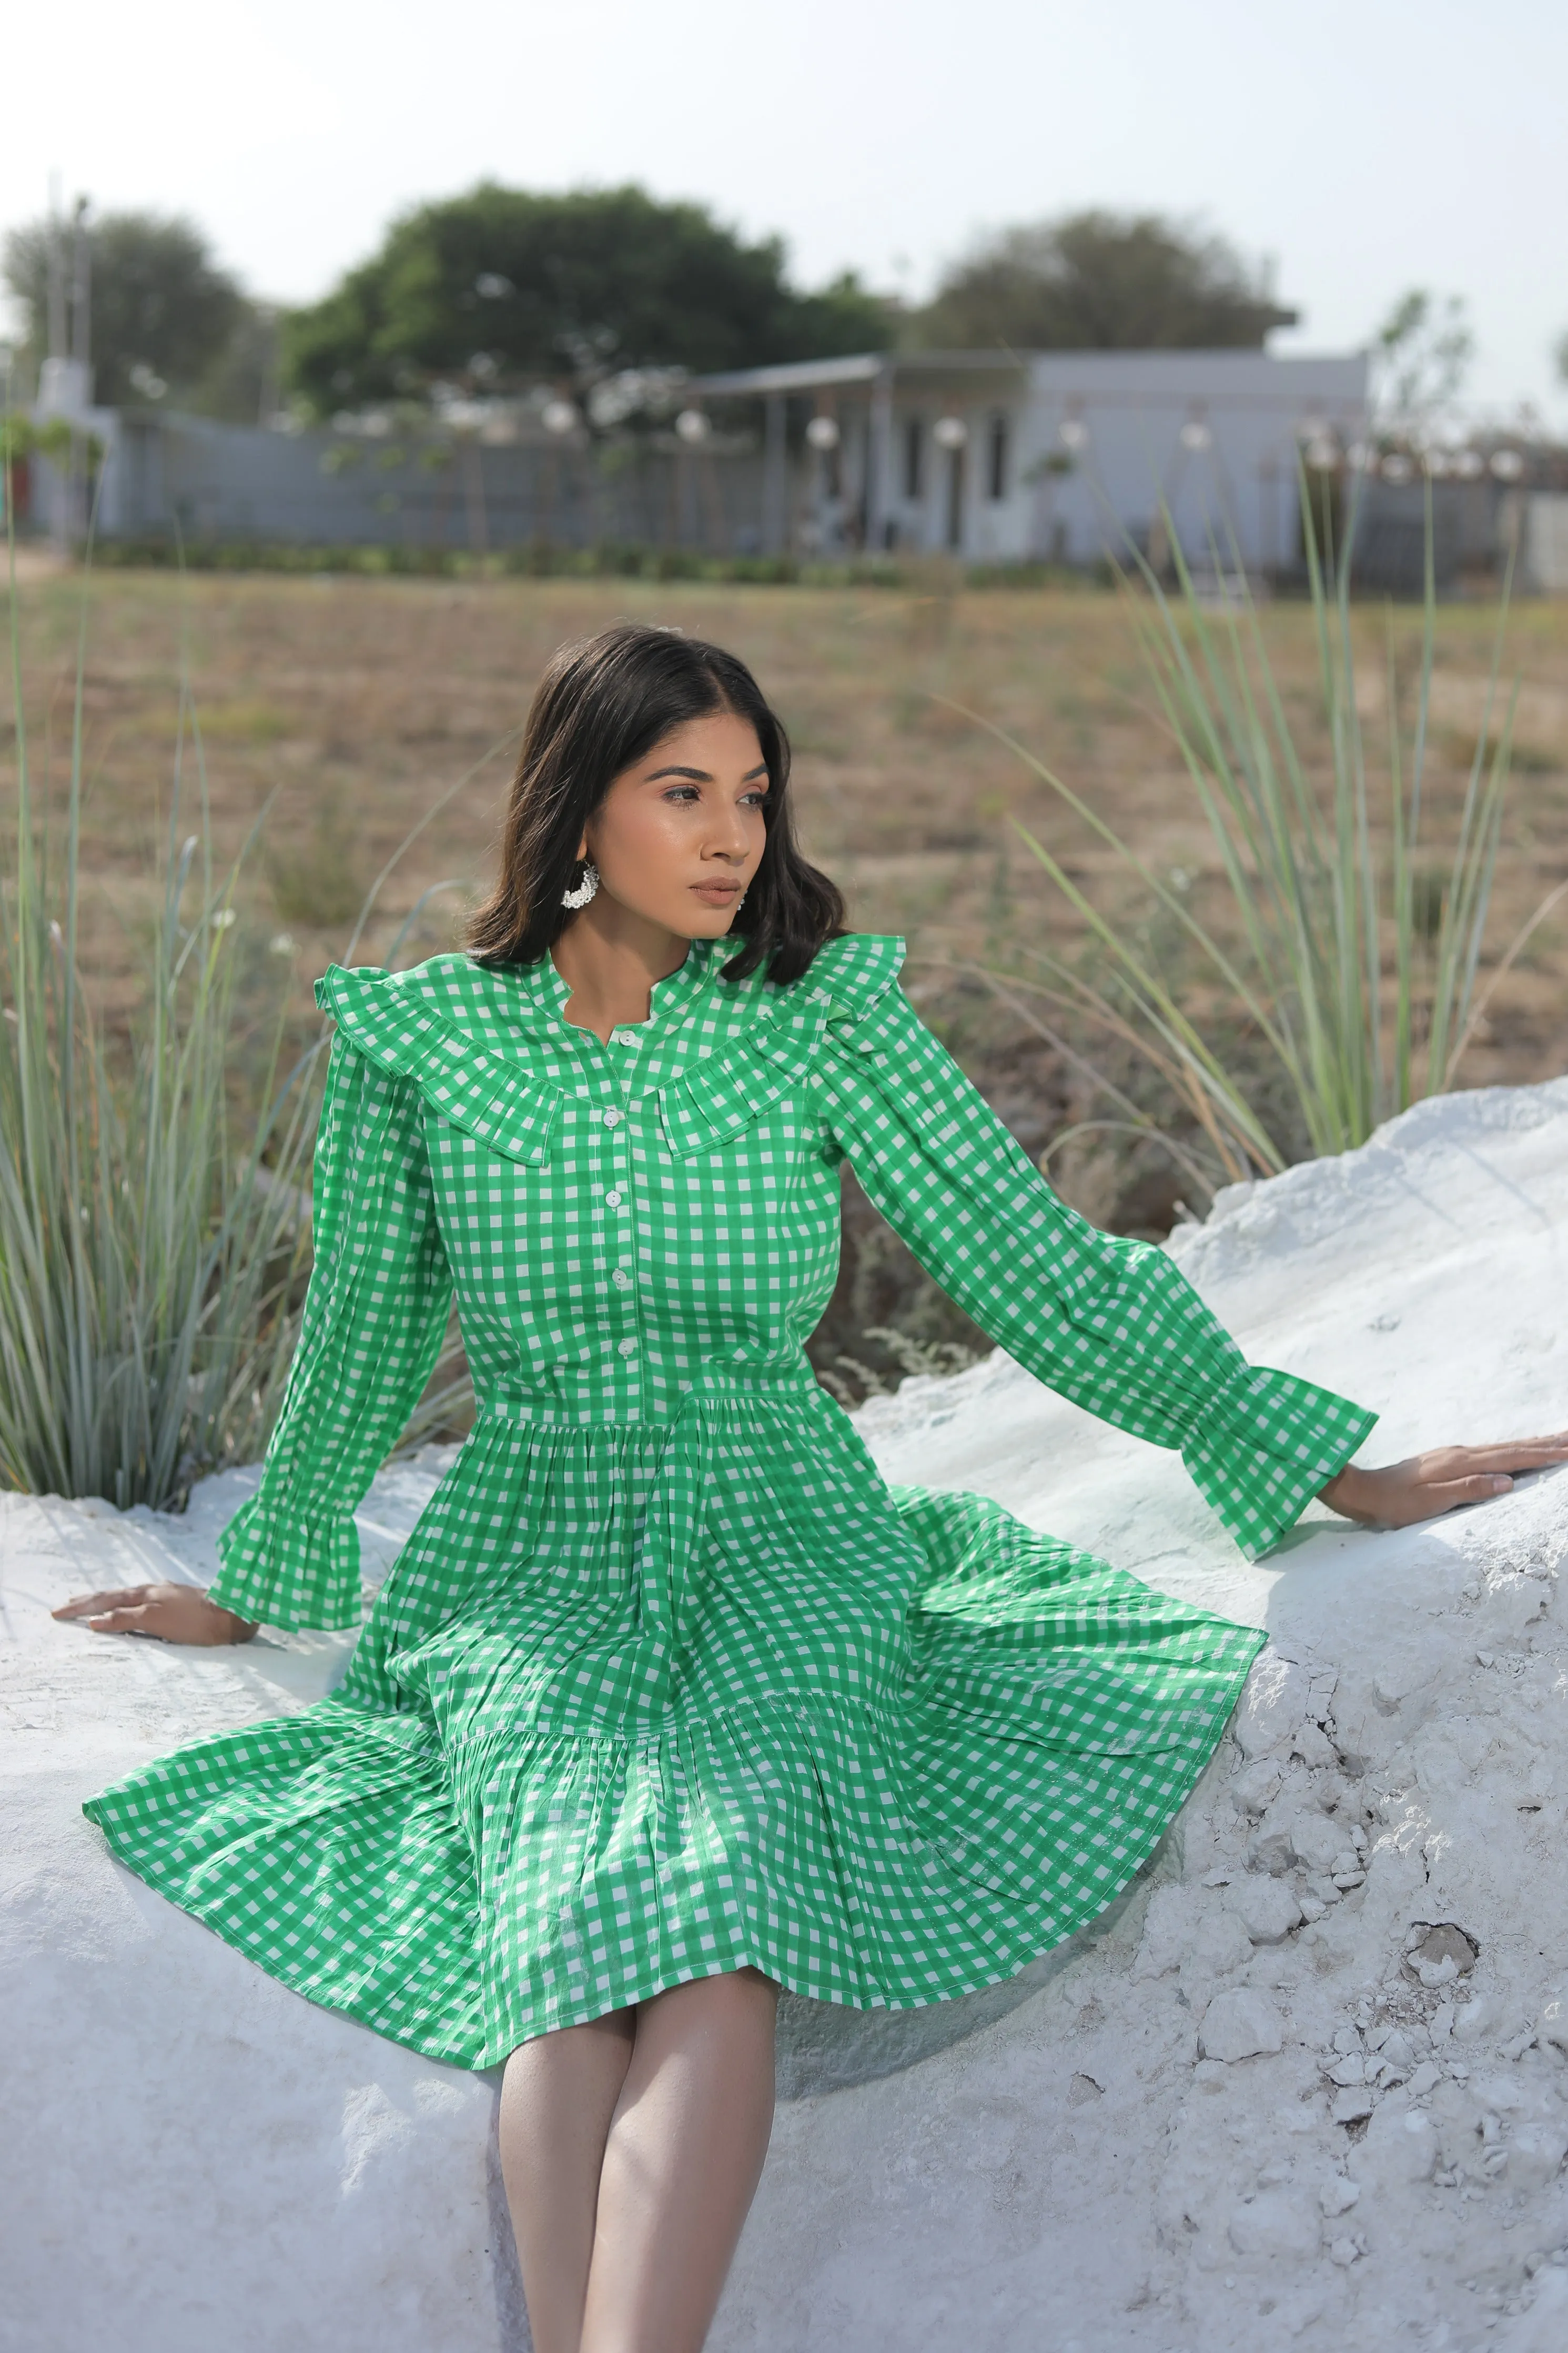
[645,763,771,783]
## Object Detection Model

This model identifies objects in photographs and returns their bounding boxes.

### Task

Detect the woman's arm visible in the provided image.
[54,1034,454,1644]
[817,981,1563,1551]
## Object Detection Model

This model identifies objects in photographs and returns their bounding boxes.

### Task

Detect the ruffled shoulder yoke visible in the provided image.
[313,933,906,1167]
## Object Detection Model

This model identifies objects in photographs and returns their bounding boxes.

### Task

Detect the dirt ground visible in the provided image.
[6,565,1567,1397]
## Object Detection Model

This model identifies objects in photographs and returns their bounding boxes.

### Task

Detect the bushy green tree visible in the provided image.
[1372,289,1474,434]
[3,210,248,409]
[283,183,892,414]
[916,210,1297,352]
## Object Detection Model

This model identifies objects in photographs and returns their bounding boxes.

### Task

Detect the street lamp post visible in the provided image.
[933,413,967,552]
[805,410,840,552]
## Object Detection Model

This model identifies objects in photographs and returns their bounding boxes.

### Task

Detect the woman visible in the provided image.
[59,622,1566,2353]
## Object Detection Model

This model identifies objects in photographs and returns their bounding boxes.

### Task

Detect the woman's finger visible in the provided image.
[1427,1473,1516,1507]
[1450,1438,1568,1473]
[52,1586,153,1620]
[83,1604,163,1636]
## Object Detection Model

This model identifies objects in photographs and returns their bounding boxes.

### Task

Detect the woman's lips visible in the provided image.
[691,881,741,900]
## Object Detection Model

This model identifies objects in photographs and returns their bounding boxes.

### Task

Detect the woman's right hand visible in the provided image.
[52,1583,260,1645]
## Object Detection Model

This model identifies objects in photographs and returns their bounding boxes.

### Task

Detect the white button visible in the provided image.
[612,1268,632,1289]
[604,1189,623,1208]
[611,1028,639,1047]
[600,1107,622,1128]
[618,1336,638,1358]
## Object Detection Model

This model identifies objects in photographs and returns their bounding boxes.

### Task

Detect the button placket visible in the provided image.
[596,1090,638,1365]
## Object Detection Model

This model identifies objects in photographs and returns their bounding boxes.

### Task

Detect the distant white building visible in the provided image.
[23,343,1405,579]
[693,348,1370,574]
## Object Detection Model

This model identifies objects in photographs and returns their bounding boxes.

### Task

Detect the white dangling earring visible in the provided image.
[561,858,599,910]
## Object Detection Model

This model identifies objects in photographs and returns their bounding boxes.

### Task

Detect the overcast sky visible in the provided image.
[4,0,1564,425]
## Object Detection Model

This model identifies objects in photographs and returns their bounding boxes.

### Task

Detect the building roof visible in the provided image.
[692,348,1368,404]
[691,351,1026,396]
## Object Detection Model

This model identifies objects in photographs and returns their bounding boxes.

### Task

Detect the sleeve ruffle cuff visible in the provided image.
[210,1487,365,1632]
[1182,1365,1378,1562]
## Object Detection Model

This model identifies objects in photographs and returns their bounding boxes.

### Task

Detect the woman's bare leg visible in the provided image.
[581,1968,778,2353]
[500,2008,638,2353]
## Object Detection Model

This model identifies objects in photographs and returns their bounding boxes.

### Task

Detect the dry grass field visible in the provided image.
[6,564,1567,1394]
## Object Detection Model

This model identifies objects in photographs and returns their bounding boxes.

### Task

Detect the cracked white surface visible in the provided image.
[5,1079,1568,2351]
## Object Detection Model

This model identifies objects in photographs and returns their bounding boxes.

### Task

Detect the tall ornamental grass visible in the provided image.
[965,484,1560,1187]
[0,555,321,1507]
[0,497,515,1507]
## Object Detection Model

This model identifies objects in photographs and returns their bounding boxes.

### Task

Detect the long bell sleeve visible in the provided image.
[208,1032,454,1630]
[816,977,1375,1560]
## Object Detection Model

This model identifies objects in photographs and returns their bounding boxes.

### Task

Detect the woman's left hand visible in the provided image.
[1320,1433,1568,1531]
[51,1582,259,1644]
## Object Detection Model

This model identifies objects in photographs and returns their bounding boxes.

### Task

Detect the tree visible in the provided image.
[915,209,1297,351]
[1372,289,1474,435]
[282,183,893,416]
[3,210,247,410]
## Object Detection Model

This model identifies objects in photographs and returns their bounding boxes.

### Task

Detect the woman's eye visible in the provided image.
[663,785,700,802]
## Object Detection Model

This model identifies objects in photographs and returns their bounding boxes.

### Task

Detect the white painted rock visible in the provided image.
[1499,2264,1568,2352]
[1289,1809,1349,1875]
[1233,1652,1309,1759]
[1188,1908,1255,1978]
[1227,2188,1321,2259]
[1199,1987,1286,2062]
[7,1078,1568,2352]
[1247,1792,1302,1874]
[1227,1873,1303,1944]
[1228,1756,1284,1815]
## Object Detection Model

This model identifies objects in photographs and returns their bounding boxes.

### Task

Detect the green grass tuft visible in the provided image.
[963,479,1542,1186]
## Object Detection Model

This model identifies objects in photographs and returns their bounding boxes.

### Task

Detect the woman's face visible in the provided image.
[578,709,771,940]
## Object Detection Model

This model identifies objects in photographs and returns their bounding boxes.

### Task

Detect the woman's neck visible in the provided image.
[550,907,691,1042]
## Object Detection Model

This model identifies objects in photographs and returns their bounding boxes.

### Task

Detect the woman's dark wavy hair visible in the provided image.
[467,622,845,986]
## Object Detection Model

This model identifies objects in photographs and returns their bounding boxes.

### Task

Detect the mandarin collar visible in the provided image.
[514,934,726,1034]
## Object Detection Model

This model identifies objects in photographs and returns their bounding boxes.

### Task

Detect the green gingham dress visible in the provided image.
[83,933,1374,2069]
